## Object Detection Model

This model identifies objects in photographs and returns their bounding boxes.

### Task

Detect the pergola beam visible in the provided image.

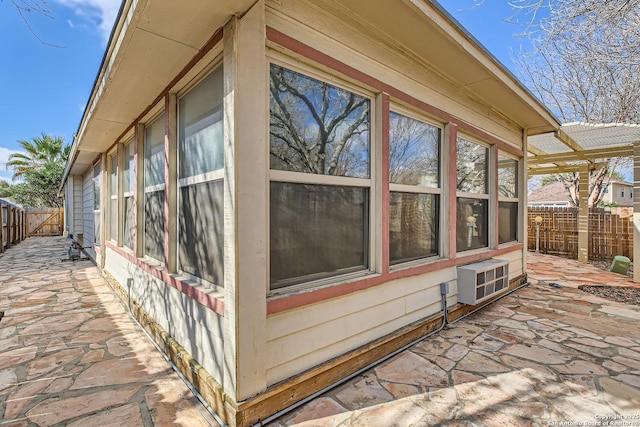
[527,144,547,156]
[554,129,585,152]
[528,145,634,165]
[528,162,608,175]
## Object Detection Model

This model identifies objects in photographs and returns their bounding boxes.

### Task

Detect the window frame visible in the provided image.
[267,56,378,294]
[175,63,225,290]
[497,152,519,245]
[388,105,443,269]
[455,134,492,254]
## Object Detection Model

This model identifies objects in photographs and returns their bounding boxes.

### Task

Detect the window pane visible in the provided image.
[456,197,488,251]
[94,211,100,246]
[269,64,370,178]
[110,199,117,241]
[390,192,438,264]
[270,182,368,287]
[179,180,224,286]
[123,195,134,249]
[499,201,518,244]
[144,117,165,260]
[498,155,518,198]
[94,162,101,210]
[179,67,224,179]
[145,117,165,188]
[144,191,164,261]
[456,138,488,194]
[123,142,134,193]
[109,154,117,197]
[389,112,439,187]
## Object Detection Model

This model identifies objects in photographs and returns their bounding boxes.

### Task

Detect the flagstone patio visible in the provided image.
[0,237,219,427]
[1,238,640,427]
[268,253,640,426]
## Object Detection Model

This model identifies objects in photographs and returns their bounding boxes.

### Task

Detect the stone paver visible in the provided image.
[269,253,640,426]
[0,237,218,426]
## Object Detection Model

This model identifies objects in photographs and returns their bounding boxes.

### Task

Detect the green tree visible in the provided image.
[0,180,12,199]
[5,133,69,208]
[10,165,65,208]
[7,133,69,180]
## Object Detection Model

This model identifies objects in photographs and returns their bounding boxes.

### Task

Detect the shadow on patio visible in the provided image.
[0,237,218,426]
[268,253,640,426]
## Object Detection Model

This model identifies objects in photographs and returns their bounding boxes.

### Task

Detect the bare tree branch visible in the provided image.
[6,0,64,47]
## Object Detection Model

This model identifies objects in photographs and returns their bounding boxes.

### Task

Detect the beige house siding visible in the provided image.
[266,268,456,383]
[103,247,227,388]
[81,168,95,255]
[60,0,558,422]
[64,175,84,236]
[262,0,526,386]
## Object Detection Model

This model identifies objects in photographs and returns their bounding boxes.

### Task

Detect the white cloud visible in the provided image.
[0,147,22,183]
[55,0,121,44]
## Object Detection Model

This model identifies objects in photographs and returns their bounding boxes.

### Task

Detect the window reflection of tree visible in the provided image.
[456,138,489,251]
[456,139,487,194]
[498,156,517,198]
[269,64,371,287]
[498,155,518,244]
[389,113,439,186]
[269,65,370,178]
[388,113,440,264]
[144,117,166,262]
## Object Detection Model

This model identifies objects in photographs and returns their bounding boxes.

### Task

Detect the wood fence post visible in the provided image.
[6,205,12,248]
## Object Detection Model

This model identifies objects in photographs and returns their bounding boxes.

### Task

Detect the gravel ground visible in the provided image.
[578,285,640,305]
[580,258,639,305]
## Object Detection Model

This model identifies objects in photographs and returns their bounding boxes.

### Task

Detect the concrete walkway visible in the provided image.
[269,254,640,426]
[0,237,219,426]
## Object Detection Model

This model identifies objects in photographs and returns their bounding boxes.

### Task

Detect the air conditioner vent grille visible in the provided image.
[457,259,509,305]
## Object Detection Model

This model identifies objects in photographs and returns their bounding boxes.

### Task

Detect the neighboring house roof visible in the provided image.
[528,182,571,204]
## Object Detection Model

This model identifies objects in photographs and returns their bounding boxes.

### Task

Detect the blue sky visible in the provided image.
[0,0,121,182]
[0,0,533,183]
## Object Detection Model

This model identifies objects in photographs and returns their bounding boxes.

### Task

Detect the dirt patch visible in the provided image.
[578,285,640,305]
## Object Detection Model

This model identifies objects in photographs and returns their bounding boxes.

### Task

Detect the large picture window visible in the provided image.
[177,66,224,286]
[456,137,489,251]
[144,116,165,261]
[122,140,135,249]
[269,63,371,289]
[108,152,118,242]
[498,154,519,244]
[388,111,440,264]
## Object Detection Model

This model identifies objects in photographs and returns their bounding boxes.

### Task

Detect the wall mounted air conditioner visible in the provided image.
[457,259,509,305]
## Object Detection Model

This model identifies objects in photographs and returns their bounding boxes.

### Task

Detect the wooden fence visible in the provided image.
[25,208,63,237]
[527,207,633,261]
[1,199,26,253]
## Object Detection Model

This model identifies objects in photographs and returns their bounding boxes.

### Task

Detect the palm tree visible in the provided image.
[6,133,70,180]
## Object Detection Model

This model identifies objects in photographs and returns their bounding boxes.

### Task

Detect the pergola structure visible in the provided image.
[527,122,640,281]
